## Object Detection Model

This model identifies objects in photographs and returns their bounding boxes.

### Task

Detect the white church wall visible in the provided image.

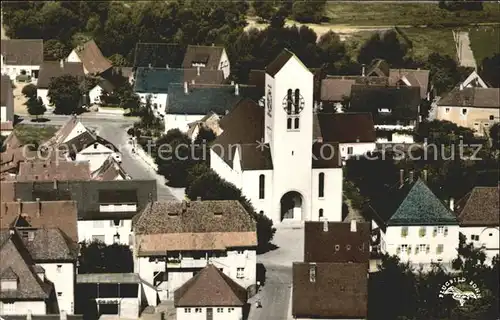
[241,170,274,217]
[311,168,343,222]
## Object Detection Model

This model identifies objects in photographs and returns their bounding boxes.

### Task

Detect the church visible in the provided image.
[210,49,344,224]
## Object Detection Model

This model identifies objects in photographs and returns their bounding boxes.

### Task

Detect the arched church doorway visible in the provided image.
[280,191,303,221]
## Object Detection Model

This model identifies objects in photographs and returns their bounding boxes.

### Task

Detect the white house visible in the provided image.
[88,80,114,106]
[43,116,90,149]
[182,45,231,79]
[174,264,246,320]
[91,155,130,181]
[37,61,85,107]
[0,200,79,315]
[455,186,499,264]
[1,75,14,137]
[133,200,257,306]
[459,70,489,89]
[370,174,459,268]
[1,39,43,82]
[211,49,343,224]
[66,40,112,75]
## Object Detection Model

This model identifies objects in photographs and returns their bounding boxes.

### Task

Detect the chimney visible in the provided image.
[60,59,64,68]
[212,43,215,47]
[184,81,188,94]
[196,196,202,201]
[323,220,328,232]
[191,79,195,85]
[27,310,32,320]
[53,179,58,190]
[235,84,239,96]
[361,64,366,77]
[449,198,454,211]
[36,198,41,217]
[17,198,22,215]
[316,136,323,143]
[399,169,404,188]
[197,66,200,76]
[459,83,464,91]
[225,109,229,115]
[350,220,357,232]
[148,63,152,69]
[166,64,169,69]
[409,171,414,182]
[422,169,428,182]
[60,311,67,320]
[230,80,235,85]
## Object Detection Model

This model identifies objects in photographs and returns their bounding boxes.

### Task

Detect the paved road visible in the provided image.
[454,31,477,69]
[23,114,179,202]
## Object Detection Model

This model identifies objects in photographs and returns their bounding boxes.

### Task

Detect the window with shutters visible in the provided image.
[436,244,444,254]
[401,227,408,238]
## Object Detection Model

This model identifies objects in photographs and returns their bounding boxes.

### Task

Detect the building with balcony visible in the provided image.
[133,200,257,306]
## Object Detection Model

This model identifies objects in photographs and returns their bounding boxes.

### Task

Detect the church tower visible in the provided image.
[264,49,314,222]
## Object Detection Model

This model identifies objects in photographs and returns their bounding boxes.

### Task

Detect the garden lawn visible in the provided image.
[469,26,500,66]
[325,3,500,26]
[13,124,59,145]
[402,28,457,61]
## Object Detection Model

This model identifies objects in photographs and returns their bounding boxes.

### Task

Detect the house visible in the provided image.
[436,87,499,136]
[1,148,37,175]
[133,43,184,69]
[2,132,21,150]
[304,220,370,263]
[42,116,89,150]
[60,131,121,172]
[455,186,499,264]
[37,61,85,107]
[388,68,430,100]
[1,312,82,320]
[1,200,79,315]
[313,113,376,160]
[186,112,223,141]
[211,50,343,224]
[6,179,157,247]
[164,83,259,133]
[91,156,130,181]
[369,173,459,268]
[458,70,489,89]
[349,84,421,143]
[0,39,43,82]
[88,79,114,106]
[182,45,230,79]
[16,161,91,182]
[174,264,247,320]
[133,200,257,306]
[66,40,112,76]
[292,262,368,319]
[75,273,142,318]
[134,67,225,119]
[1,76,14,137]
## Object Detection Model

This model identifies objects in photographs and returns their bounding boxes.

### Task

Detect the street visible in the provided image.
[20,113,180,202]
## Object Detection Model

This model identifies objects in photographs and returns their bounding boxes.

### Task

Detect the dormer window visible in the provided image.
[1,271,18,291]
[378,108,391,114]
[309,264,316,283]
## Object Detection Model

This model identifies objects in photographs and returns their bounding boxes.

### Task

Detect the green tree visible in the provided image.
[358,30,408,67]
[291,0,326,23]
[426,53,472,95]
[480,53,500,88]
[26,97,46,121]
[253,0,276,21]
[108,53,128,67]
[43,39,70,61]
[490,123,500,150]
[78,241,134,274]
[186,169,276,252]
[47,74,83,115]
[21,84,37,99]
[155,129,196,187]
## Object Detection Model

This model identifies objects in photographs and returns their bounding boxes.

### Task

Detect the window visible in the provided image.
[436,244,444,254]
[228,308,235,313]
[347,147,353,155]
[286,89,293,114]
[111,219,123,227]
[490,115,495,120]
[489,233,493,237]
[259,174,265,199]
[318,173,325,198]
[401,227,408,238]
[399,244,409,253]
[419,227,426,237]
[309,265,316,283]
[184,308,191,313]
[418,244,426,254]
[194,308,202,313]
[437,226,444,234]
[294,89,300,114]
[237,250,244,254]
[113,233,120,244]
[57,265,62,273]
[287,117,292,129]
[461,108,467,116]
[445,108,450,113]
[346,244,351,251]
[57,292,62,297]
[334,244,340,251]
[129,234,133,245]
[236,268,244,279]
[444,227,449,236]
[471,234,479,241]
[92,235,105,243]
[294,117,300,130]
[3,302,15,313]
[319,209,323,218]
[217,308,223,313]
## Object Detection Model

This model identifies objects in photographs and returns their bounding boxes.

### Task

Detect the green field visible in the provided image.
[14,124,58,145]
[325,3,500,26]
[469,26,500,66]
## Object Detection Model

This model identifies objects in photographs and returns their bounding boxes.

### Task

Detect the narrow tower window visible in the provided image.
[259,174,265,199]
[319,173,325,198]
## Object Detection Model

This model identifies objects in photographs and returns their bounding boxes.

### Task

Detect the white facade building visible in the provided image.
[182,45,231,79]
[211,50,343,224]
[78,218,134,246]
[455,186,499,264]
[134,200,257,307]
[39,262,75,314]
[1,39,43,82]
[372,177,460,267]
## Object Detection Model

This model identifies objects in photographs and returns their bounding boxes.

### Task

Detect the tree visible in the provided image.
[480,53,500,88]
[253,0,276,21]
[155,129,196,187]
[21,84,37,99]
[47,75,83,115]
[186,169,276,252]
[358,30,408,68]
[108,53,128,67]
[426,53,472,95]
[490,123,500,150]
[292,0,326,23]
[43,39,69,61]
[78,241,134,273]
[26,97,46,121]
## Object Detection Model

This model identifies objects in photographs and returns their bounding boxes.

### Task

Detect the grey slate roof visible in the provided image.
[77,273,140,284]
[182,45,225,70]
[437,87,500,108]
[349,84,421,124]
[174,264,247,307]
[455,186,499,226]
[389,69,430,99]
[19,228,78,262]
[60,131,119,155]
[0,230,51,300]
[266,49,294,77]
[370,178,459,228]
[37,61,85,89]
[1,39,44,66]
[166,83,260,115]
[12,180,157,220]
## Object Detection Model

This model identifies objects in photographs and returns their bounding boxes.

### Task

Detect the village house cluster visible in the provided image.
[0,35,499,320]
